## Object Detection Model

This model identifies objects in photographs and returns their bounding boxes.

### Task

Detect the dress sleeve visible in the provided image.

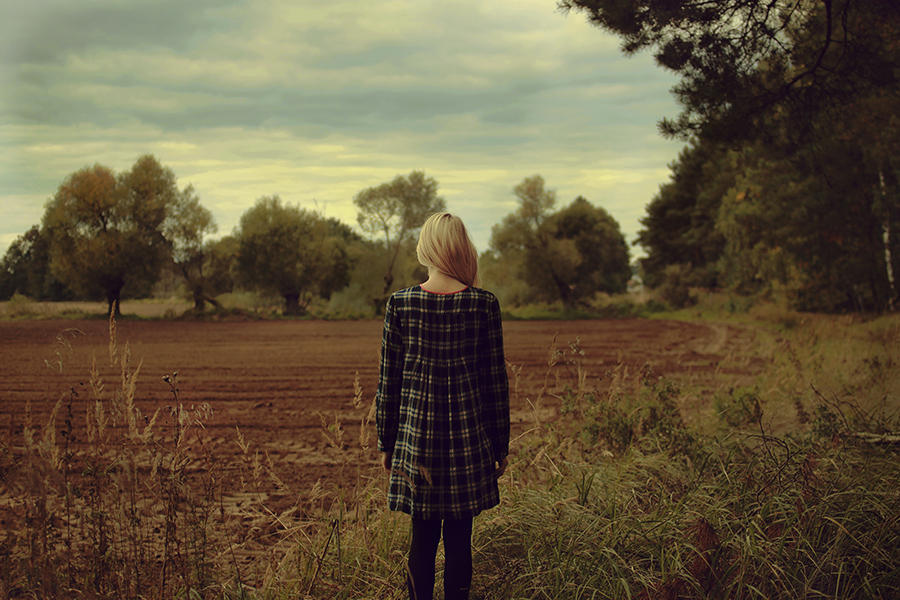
[480,295,510,461]
[376,294,403,453]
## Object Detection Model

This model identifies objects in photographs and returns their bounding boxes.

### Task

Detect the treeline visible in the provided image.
[0,160,631,316]
[5,1,898,315]
[564,0,899,312]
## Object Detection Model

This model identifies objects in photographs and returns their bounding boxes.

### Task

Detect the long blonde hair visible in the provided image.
[416,212,479,287]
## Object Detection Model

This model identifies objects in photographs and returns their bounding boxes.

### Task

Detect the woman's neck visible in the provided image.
[421,268,466,293]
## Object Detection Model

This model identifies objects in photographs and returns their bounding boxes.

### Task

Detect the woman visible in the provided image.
[376,212,510,600]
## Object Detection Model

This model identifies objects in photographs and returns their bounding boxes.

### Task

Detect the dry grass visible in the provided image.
[1,305,898,599]
[0,296,193,319]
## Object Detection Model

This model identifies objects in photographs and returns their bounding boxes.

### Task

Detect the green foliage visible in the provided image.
[478,247,533,307]
[0,226,71,301]
[553,341,697,459]
[477,430,899,599]
[560,1,899,142]
[553,196,631,294]
[235,196,354,315]
[490,176,631,308]
[656,263,697,309]
[636,138,730,288]
[575,0,900,313]
[470,313,899,599]
[203,235,239,298]
[328,237,426,317]
[713,135,898,311]
[637,94,899,312]
[164,185,219,311]
[4,292,39,318]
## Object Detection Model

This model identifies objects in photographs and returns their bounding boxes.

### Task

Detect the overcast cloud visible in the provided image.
[1,0,682,257]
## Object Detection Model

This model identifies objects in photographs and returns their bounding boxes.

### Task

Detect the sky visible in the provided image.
[0,0,683,259]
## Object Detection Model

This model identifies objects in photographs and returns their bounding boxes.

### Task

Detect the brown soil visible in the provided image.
[0,318,762,502]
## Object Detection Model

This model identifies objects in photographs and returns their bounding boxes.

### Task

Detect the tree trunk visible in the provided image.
[283,292,302,316]
[878,168,897,311]
[547,263,574,310]
[192,287,207,312]
[382,243,401,297]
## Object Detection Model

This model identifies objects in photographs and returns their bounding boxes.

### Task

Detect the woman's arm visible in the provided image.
[481,295,510,464]
[376,295,403,457]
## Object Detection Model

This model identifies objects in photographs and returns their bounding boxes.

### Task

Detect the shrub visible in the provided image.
[4,292,38,318]
[657,263,697,309]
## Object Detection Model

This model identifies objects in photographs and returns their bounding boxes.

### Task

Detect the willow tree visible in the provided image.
[42,155,178,316]
[236,196,353,315]
[165,185,219,311]
[353,171,446,302]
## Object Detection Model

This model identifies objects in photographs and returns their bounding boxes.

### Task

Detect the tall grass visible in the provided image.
[258,312,899,599]
[1,311,234,598]
[1,307,897,598]
[463,310,899,599]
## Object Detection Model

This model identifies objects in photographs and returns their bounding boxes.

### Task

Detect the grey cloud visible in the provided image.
[2,0,243,63]
[0,0,684,256]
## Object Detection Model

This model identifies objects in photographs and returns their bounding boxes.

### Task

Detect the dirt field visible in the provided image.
[0,318,762,499]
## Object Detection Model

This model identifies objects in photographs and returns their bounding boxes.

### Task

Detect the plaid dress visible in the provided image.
[376,285,510,519]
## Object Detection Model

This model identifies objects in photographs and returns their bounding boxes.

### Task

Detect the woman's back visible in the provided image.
[377,284,509,519]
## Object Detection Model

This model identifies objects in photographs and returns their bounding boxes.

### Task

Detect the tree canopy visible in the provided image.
[165,185,219,311]
[235,196,354,315]
[489,176,630,308]
[354,170,446,306]
[636,138,730,288]
[0,225,68,301]
[569,0,900,311]
[41,156,181,315]
[559,0,900,142]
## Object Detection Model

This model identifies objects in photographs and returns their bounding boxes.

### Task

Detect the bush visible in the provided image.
[657,263,697,308]
[4,292,38,318]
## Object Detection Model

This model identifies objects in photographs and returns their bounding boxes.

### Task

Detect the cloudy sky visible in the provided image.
[1,0,683,258]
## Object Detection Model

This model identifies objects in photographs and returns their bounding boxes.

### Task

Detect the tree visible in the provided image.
[489,175,560,302]
[164,185,220,311]
[636,138,732,288]
[203,235,239,297]
[353,171,446,304]
[714,132,898,311]
[0,226,70,300]
[568,0,900,311]
[42,156,179,316]
[559,0,900,141]
[552,196,631,296]
[235,196,353,315]
[490,176,630,307]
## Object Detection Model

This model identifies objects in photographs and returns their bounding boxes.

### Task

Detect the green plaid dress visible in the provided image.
[377,285,510,519]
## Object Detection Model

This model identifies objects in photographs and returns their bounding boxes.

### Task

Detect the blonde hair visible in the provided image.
[416,212,479,287]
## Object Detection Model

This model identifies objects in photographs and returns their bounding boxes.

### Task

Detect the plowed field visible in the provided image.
[0,317,762,497]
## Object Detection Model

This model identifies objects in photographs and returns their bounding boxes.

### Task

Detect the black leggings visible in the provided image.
[407,516,473,600]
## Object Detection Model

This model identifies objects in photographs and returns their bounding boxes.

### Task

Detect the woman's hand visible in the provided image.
[495,456,508,478]
[381,451,392,472]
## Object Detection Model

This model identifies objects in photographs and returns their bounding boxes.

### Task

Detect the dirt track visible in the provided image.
[0,318,762,500]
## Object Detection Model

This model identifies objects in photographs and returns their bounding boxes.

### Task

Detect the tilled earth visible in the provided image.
[0,317,768,586]
[0,317,762,496]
